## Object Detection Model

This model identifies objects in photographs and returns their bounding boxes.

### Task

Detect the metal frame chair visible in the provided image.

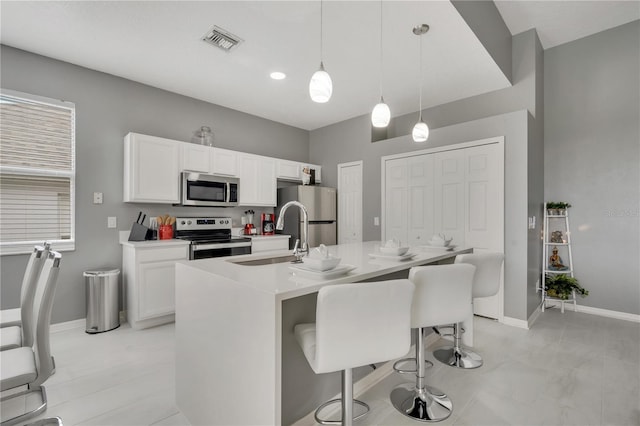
[1,251,61,426]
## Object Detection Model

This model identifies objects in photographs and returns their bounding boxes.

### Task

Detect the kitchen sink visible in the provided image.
[230,255,299,266]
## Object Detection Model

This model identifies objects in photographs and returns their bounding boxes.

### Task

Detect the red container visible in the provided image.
[261,213,275,235]
[159,225,173,240]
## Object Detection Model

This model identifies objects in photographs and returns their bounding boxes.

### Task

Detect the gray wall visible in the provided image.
[0,45,309,324]
[544,21,640,315]
[309,27,544,322]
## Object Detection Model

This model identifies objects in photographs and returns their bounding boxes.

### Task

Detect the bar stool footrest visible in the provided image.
[392,357,434,374]
[314,398,370,425]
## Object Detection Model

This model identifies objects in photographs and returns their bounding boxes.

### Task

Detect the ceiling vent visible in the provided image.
[202,26,243,52]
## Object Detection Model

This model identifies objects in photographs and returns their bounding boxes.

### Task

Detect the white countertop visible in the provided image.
[178,241,471,301]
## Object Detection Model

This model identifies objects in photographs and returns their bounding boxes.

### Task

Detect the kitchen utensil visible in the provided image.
[128,211,149,241]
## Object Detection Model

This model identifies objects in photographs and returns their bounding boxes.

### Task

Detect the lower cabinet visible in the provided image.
[122,242,188,330]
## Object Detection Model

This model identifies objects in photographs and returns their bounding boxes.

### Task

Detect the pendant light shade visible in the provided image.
[372,97,391,127]
[309,62,332,103]
[412,120,429,142]
[371,0,390,127]
[412,24,430,143]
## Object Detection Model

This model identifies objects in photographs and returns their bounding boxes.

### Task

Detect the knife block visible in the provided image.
[128,222,149,241]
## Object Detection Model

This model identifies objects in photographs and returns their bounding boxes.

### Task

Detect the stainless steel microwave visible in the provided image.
[180,172,239,207]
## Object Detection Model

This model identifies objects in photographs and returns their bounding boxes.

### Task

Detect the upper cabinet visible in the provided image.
[238,153,276,206]
[211,148,239,177]
[124,132,318,205]
[124,133,181,203]
[181,142,211,173]
[276,160,322,183]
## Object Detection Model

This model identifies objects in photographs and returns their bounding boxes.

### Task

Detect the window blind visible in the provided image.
[0,90,75,254]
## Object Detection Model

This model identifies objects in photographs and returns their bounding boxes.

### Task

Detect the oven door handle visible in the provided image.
[192,241,252,251]
[225,182,231,203]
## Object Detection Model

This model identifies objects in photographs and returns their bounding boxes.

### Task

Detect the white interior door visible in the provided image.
[464,143,504,318]
[337,161,363,244]
[384,158,408,244]
[382,138,505,320]
[434,150,465,246]
[407,155,435,247]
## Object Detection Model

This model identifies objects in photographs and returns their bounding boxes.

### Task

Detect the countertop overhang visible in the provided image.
[177,241,472,300]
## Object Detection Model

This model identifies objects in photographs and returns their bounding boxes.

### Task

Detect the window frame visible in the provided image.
[0,88,76,255]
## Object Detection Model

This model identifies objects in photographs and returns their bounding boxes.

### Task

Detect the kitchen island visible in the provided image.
[175,241,472,425]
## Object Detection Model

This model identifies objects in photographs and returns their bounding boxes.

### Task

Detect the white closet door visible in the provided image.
[384,158,408,244]
[407,155,435,247]
[434,150,465,246]
[464,143,504,318]
[338,161,363,244]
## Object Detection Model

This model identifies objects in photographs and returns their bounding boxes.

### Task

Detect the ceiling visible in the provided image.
[1,1,638,131]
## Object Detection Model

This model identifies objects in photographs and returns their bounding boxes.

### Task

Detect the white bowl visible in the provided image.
[379,246,410,256]
[428,239,452,247]
[302,255,341,271]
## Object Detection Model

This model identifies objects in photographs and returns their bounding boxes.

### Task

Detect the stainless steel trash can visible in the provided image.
[84,268,120,334]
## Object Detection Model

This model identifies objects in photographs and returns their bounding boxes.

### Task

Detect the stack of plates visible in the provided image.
[368,252,416,261]
[289,264,357,279]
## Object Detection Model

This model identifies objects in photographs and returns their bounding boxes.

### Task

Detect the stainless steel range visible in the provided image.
[175,217,251,260]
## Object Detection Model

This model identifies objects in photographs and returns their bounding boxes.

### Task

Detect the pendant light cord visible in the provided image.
[379,0,383,98]
[320,0,324,63]
[418,31,423,121]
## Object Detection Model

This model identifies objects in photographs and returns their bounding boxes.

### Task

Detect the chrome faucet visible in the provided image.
[276,201,309,262]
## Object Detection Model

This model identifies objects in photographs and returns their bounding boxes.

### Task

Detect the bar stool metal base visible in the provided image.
[433,345,483,369]
[390,383,453,422]
[314,398,370,425]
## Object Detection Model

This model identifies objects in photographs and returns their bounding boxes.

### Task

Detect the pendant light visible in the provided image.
[309,0,332,103]
[371,0,390,127]
[412,24,430,143]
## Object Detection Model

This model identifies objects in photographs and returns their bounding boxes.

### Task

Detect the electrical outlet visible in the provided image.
[374,217,380,226]
[107,217,117,228]
[93,192,103,204]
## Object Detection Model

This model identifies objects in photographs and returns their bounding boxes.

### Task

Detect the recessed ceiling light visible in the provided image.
[270,72,286,80]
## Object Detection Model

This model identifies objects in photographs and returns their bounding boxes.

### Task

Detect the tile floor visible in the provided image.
[7,308,640,426]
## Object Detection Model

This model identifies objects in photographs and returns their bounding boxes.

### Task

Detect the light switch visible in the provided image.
[374,217,380,226]
[93,192,103,204]
[107,216,117,228]
[528,216,536,229]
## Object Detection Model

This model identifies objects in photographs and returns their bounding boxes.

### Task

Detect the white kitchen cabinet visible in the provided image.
[121,241,188,330]
[276,160,322,183]
[276,159,301,180]
[212,148,239,177]
[250,235,291,253]
[238,153,276,206]
[123,133,181,203]
[181,142,211,173]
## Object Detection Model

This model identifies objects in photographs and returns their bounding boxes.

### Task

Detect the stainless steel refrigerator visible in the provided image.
[276,186,337,249]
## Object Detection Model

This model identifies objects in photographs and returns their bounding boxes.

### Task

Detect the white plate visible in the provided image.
[420,244,456,251]
[289,264,357,279]
[368,252,416,261]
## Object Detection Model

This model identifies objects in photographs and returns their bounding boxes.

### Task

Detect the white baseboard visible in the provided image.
[50,318,85,333]
[50,311,128,333]
[502,315,529,329]
[292,332,440,426]
[543,300,640,323]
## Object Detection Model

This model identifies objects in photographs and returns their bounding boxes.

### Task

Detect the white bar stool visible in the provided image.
[433,252,504,369]
[390,264,475,422]
[294,280,415,426]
